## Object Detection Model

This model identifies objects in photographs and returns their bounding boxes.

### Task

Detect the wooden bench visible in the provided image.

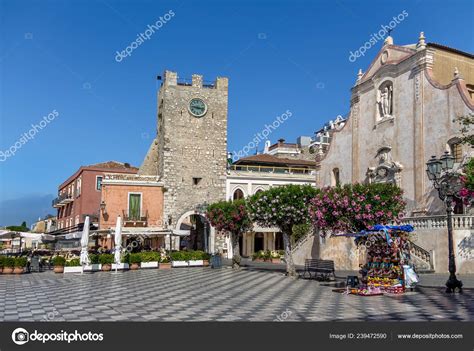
[299,259,336,280]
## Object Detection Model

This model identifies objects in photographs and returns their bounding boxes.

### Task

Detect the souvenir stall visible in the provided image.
[334,224,419,296]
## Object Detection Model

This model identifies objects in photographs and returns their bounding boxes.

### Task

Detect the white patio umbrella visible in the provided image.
[79,216,90,271]
[113,216,122,273]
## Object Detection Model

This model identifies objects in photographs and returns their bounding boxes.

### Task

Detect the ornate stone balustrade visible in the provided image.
[398,215,473,230]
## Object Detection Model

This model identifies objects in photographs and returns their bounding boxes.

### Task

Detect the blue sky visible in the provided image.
[0,0,473,226]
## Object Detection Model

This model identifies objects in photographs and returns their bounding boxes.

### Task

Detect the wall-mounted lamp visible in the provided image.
[100,201,107,215]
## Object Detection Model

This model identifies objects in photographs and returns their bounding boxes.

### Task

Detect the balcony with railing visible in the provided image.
[228,164,315,178]
[122,210,149,227]
[52,193,74,208]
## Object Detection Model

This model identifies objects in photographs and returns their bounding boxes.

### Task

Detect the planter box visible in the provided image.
[172,261,188,267]
[141,262,159,269]
[83,264,102,271]
[188,260,204,266]
[64,266,83,274]
[112,263,129,270]
[271,258,282,264]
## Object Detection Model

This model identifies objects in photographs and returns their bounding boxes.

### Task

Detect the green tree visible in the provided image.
[6,221,29,232]
[247,184,317,277]
[456,113,474,146]
[206,199,252,269]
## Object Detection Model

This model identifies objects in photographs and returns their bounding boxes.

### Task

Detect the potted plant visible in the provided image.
[171,251,189,267]
[263,250,272,262]
[159,256,171,269]
[271,250,283,264]
[52,256,66,273]
[64,258,82,273]
[0,256,5,274]
[129,253,142,270]
[99,254,114,271]
[252,250,265,262]
[140,251,160,269]
[2,257,15,274]
[83,253,102,272]
[13,257,27,274]
[203,252,211,267]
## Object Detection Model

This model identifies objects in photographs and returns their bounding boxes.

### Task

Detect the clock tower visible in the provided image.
[139,70,228,237]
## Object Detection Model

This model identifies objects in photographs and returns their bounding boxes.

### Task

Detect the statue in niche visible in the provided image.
[377,83,393,118]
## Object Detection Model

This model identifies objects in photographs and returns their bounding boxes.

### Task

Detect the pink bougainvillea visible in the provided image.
[309,183,406,236]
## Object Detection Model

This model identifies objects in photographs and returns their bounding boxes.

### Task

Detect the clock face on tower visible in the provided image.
[188,98,207,117]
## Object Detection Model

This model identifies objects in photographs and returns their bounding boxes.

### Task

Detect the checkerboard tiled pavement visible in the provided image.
[0,268,472,321]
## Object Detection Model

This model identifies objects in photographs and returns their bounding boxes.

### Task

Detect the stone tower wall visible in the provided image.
[140,70,228,228]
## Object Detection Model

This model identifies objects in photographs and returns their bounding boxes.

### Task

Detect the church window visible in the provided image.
[448,140,463,163]
[331,168,340,187]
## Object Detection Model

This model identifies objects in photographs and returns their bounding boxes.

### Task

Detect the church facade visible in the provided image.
[310,33,474,273]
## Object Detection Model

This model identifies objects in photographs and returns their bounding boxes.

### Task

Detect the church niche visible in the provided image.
[376,81,393,120]
[366,146,402,186]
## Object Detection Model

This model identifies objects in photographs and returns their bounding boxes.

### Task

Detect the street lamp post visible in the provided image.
[426,151,463,293]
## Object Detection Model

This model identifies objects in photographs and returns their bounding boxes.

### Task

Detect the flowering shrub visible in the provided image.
[206,199,251,234]
[247,184,317,276]
[459,158,474,206]
[247,185,316,231]
[206,199,251,268]
[309,183,406,236]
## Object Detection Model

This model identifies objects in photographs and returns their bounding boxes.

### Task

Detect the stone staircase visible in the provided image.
[289,229,435,273]
[408,240,435,273]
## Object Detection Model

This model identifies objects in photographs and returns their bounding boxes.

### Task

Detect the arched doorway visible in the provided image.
[175,211,212,252]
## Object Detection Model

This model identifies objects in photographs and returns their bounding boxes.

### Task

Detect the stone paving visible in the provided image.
[0,268,472,321]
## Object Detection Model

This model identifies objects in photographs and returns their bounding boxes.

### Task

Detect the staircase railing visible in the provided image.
[408,240,434,271]
[291,231,314,254]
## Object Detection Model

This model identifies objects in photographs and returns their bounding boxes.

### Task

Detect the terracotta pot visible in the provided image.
[271,258,281,264]
[203,260,209,267]
[102,264,112,272]
[159,263,171,269]
[254,258,264,262]
[53,266,64,274]
[0,267,3,274]
[130,263,140,270]
[3,267,13,274]
[13,267,24,274]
